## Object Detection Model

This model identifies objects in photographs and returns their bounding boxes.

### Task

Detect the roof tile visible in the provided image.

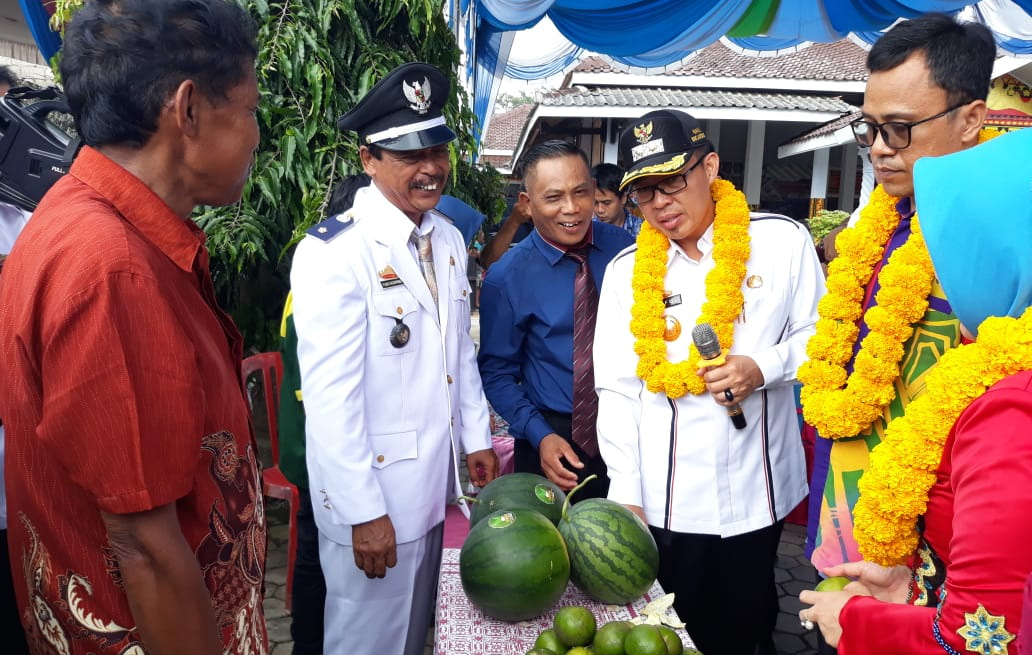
[539,87,854,113]
[574,39,869,81]
[482,103,534,150]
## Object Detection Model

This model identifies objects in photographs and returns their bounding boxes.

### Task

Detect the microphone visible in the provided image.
[691,323,747,430]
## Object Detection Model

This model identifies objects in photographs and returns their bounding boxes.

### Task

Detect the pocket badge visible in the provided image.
[390,318,411,348]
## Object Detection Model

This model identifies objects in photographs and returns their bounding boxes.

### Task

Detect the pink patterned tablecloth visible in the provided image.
[434,548,695,654]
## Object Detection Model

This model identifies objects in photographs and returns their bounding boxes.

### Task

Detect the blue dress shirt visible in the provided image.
[478,222,634,448]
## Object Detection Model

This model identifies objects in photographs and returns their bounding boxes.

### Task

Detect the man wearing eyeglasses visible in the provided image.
[593,109,825,655]
[803,14,994,596]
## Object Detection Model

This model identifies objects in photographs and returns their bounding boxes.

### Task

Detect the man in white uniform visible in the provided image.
[594,110,825,655]
[290,62,498,655]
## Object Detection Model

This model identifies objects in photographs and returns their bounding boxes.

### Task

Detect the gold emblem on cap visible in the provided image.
[663,315,681,341]
[403,76,432,114]
[747,275,763,288]
[634,121,654,145]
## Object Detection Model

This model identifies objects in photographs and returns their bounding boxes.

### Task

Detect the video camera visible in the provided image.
[0,86,81,212]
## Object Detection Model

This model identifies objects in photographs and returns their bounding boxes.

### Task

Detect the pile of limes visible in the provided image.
[525,606,701,655]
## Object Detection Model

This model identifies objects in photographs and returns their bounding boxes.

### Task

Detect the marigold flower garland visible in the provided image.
[797,188,935,438]
[799,128,1003,439]
[629,178,751,398]
[854,307,1032,566]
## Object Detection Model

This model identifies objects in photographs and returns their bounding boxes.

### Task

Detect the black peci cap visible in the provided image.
[618,109,713,190]
[337,62,456,151]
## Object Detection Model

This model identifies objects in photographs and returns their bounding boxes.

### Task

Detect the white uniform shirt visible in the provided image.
[595,214,825,537]
[291,184,492,546]
[0,201,30,530]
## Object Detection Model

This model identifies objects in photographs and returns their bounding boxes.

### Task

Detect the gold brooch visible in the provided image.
[956,605,1015,654]
[663,315,681,341]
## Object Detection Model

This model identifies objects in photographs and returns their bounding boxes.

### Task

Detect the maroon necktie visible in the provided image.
[567,247,599,458]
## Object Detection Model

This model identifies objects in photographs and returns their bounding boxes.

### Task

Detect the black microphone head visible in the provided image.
[691,322,722,359]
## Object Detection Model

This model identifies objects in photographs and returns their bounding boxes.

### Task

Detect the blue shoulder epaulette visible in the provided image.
[307,211,356,242]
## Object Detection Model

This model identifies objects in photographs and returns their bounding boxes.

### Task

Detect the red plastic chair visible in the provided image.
[242,352,299,612]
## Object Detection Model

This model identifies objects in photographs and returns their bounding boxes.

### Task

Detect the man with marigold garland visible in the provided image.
[800,15,996,604]
[799,119,1032,655]
[594,109,825,655]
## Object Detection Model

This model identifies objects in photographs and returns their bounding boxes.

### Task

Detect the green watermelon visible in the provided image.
[459,508,570,621]
[558,475,659,605]
[464,472,567,527]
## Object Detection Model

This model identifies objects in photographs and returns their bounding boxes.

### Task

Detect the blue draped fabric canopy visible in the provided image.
[19,1,1032,148]
[469,0,1032,148]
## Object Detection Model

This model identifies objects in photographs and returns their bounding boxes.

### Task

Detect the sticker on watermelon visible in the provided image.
[488,511,516,529]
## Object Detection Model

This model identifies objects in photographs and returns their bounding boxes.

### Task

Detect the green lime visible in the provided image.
[535,629,566,655]
[656,626,683,655]
[554,606,598,647]
[624,624,668,655]
[525,649,558,655]
[593,620,631,655]
[566,648,594,655]
[815,575,851,592]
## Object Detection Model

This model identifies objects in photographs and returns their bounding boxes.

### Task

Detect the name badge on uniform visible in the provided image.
[379,265,404,289]
[662,292,682,308]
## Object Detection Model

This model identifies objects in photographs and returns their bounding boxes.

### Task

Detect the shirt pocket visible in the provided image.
[451,275,471,324]
[369,430,418,469]
[739,263,782,327]
[372,289,419,356]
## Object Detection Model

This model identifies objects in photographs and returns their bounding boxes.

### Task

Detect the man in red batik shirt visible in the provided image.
[0,2,267,654]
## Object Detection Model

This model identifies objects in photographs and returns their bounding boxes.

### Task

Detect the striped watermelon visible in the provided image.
[558,475,659,605]
[465,472,567,527]
[459,508,570,621]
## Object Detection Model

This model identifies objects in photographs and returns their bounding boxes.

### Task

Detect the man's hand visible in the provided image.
[538,434,582,491]
[509,198,532,226]
[352,514,397,579]
[698,354,764,407]
[466,448,500,488]
[480,198,534,270]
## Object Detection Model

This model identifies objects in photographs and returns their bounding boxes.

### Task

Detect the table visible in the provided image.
[434,547,695,654]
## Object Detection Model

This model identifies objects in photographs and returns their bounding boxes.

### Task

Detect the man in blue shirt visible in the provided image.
[592,163,643,237]
[478,141,634,499]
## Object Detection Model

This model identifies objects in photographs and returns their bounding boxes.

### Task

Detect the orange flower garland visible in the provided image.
[799,128,1005,439]
[629,179,751,398]
[797,188,935,438]
[855,307,1032,565]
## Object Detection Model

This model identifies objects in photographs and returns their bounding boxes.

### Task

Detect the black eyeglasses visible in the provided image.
[850,101,969,150]
[629,154,707,205]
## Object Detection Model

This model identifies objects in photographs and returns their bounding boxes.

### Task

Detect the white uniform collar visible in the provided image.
[359,183,438,244]
[668,220,715,264]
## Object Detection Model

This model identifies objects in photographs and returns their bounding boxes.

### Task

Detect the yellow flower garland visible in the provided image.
[799,128,1005,439]
[629,178,751,398]
[797,188,935,438]
[855,307,1032,566]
